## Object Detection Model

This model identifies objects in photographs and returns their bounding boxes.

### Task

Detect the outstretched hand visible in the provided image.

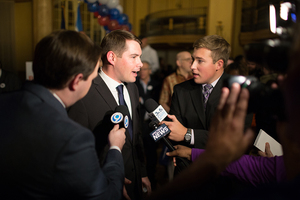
[166,145,192,166]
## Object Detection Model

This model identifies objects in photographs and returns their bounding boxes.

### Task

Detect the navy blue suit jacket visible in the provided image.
[0,82,124,199]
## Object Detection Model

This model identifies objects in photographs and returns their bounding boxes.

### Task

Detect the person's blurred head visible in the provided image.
[139,61,151,81]
[191,35,230,84]
[225,62,248,76]
[33,30,101,90]
[139,35,148,49]
[176,51,193,74]
[101,30,143,83]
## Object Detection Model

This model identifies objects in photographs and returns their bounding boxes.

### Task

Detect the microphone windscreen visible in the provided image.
[144,98,159,113]
[115,105,129,116]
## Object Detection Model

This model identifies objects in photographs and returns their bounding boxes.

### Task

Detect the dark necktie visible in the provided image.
[203,84,213,109]
[116,84,133,140]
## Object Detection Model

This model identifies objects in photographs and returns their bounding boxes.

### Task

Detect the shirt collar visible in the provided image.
[202,73,222,89]
[99,68,123,90]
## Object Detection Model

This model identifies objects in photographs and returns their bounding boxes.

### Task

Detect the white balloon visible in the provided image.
[87,0,97,3]
[116,4,123,14]
[98,0,109,4]
[107,0,119,9]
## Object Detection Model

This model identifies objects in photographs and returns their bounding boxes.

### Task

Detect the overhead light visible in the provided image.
[269,4,276,34]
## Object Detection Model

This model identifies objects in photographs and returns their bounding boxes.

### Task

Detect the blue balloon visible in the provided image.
[87,2,99,12]
[117,13,128,25]
[103,25,110,33]
[109,8,120,20]
[127,23,132,31]
[98,5,109,16]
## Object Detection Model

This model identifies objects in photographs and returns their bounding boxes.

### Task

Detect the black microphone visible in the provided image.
[111,105,129,129]
[144,99,190,172]
[93,105,130,163]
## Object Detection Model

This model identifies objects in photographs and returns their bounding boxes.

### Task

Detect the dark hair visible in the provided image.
[33,30,101,89]
[100,30,141,65]
[193,35,231,67]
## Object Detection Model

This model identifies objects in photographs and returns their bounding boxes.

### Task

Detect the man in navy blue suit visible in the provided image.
[0,30,126,199]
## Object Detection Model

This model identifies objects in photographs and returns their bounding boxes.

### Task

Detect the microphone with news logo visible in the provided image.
[144,99,190,172]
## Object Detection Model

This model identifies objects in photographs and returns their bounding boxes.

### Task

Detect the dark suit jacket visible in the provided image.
[68,75,146,200]
[170,73,253,149]
[0,82,124,199]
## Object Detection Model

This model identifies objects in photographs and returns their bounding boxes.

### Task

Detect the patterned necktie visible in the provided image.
[116,84,133,140]
[203,84,213,109]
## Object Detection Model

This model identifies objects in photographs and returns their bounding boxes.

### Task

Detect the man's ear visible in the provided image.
[216,59,224,71]
[107,51,116,66]
[68,73,83,91]
[176,60,181,68]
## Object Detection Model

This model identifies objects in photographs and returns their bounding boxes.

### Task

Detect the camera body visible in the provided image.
[223,75,285,121]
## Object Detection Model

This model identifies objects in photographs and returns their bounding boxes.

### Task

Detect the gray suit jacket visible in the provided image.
[0,82,124,199]
[68,75,146,199]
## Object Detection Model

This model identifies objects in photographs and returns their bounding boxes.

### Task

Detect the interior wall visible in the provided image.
[15,1,33,80]
[0,0,16,73]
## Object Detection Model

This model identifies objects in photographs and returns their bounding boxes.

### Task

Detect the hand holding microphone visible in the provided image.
[144,99,190,172]
[95,105,129,151]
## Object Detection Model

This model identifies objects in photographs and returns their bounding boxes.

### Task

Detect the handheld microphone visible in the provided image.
[111,105,129,129]
[144,99,190,172]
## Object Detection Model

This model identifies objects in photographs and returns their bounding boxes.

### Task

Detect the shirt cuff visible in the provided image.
[190,129,195,145]
[109,146,121,153]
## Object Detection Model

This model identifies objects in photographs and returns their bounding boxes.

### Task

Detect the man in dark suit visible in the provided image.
[163,35,252,149]
[0,30,126,199]
[161,35,253,198]
[68,30,151,200]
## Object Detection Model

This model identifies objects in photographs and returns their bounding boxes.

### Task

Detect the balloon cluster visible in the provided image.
[84,0,132,33]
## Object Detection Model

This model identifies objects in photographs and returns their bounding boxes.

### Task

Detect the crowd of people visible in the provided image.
[0,26,298,200]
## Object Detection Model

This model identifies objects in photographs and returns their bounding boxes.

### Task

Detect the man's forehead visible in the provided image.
[193,48,212,58]
[124,40,142,53]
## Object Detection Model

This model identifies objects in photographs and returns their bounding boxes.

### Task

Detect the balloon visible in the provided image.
[86,0,97,3]
[98,0,108,4]
[98,4,109,16]
[87,2,99,12]
[103,25,110,33]
[107,0,119,9]
[93,11,99,18]
[97,15,109,26]
[127,23,132,31]
[108,19,120,30]
[117,13,128,25]
[109,8,120,20]
[116,4,123,14]
[120,25,129,31]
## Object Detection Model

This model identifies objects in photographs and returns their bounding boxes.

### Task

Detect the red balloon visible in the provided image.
[94,11,99,18]
[97,15,109,26]
[108,19,120,30]
[120,25,129,31]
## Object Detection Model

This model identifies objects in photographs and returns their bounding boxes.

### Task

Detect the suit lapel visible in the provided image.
[189,82,206,128]
[206,73,230,124]
[93,75,118,110]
